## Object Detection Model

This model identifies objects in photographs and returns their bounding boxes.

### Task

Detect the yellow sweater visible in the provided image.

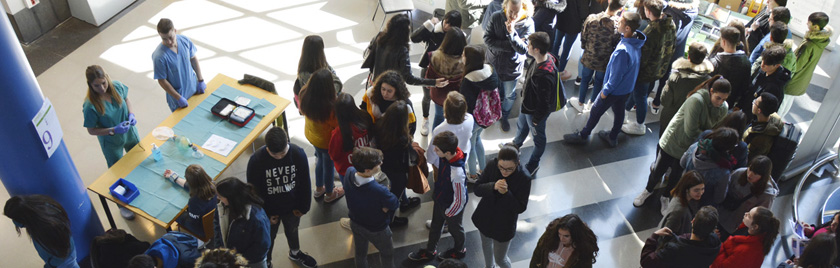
[305,114,337,149]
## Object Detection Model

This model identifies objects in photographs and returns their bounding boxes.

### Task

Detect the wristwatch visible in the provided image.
[109,129,115,136]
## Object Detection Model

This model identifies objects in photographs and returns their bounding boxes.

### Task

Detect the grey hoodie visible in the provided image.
[681,142,732,207]
[718,168,779,233]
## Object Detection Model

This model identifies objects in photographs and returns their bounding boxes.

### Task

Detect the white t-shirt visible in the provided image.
[426,114,474,166]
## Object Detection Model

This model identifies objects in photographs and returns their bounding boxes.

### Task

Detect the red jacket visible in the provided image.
[711,227,766,268]
[328,124,372,176]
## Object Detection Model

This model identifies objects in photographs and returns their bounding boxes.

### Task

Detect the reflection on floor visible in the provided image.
[5,0,837,267]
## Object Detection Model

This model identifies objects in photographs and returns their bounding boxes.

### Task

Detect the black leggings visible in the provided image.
[645,145,684,197]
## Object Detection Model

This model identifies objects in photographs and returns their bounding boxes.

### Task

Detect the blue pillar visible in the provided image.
[0,3,103,261]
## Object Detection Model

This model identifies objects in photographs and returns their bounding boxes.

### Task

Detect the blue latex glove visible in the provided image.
[128,113,137,125]
[113,121,131,134]
[196,80,206,94]
[177,96,189,108]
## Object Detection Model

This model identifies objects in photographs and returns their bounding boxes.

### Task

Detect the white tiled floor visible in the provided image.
[2,0,839,267]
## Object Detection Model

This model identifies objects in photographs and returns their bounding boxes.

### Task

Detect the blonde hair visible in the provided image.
[184,164,216,200]
[85,65,122,115]
[502,0,534,19]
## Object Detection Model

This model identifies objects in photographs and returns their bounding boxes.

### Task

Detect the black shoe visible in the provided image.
[598,131,618,148]
[436,248,466,261]
[526,164,540,177]
[289,251,317,268]
[390,216,408,227]
[408,249,437,262]
[574,76,582,86]
[500,119,511,132]
[400,197,421,212]
[563,132,589,145]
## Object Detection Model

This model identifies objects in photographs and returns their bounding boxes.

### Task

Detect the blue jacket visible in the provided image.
[145,232,201,268]
[432,148,468,217]
[602,30,646,96]
[343,167,400,232]
[211,204,271,264]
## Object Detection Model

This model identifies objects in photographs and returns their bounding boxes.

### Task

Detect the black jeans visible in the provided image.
[645,145,684,197]
[426,204,466,251]
[267,213,301,262]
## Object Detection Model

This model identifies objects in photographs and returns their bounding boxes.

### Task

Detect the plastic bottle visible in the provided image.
[152,144,163,162]
[190,144,205,159]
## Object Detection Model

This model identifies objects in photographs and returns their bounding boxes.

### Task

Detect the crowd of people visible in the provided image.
[10,0,840,267]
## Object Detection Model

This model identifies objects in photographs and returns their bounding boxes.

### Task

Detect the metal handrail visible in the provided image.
[792,152,839,222]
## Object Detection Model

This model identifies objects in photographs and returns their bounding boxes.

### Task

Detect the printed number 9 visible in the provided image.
[42,131,52,150]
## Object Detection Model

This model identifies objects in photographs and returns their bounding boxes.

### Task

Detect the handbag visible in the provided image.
[407,142,431,194]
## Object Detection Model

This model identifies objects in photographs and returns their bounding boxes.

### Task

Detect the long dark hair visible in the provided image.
[538,214,599,265]
[370,70,410,105]
[751,207,780,255]
[799,233,836,267]
[4,195,72,258]
[375,101,411,151]
[438,27,467,56]
[688,75,731,98]
[738,156,773,196]
[215,177,264,219]
[713,111,748,138]
[335,93,373,151]
[462,45,485,75]
[376,14,411,49]
[299,69,336,122]
[671,171,705,207]
[298,35,330,74]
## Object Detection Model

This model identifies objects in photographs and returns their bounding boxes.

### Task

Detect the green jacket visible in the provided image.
[750,39,797,79]
[638,16,677,82]
[660,58,714,131]
[660,89,728,159]
[744,113,783,160]
[786,26,833,96]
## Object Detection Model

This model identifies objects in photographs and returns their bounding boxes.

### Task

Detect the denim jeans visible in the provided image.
[267,213,301,262]
[512,112,548,171]
[579,65,605,103]
[351,220,395,268]
[552,29,578,71]
[249,259,267,268]
[427,203,466,251]
[480,232,512,268]
[625,80,651,124]
[433,103,445,130]
[500,80,518,120]
[468,121,486,175]
[313,147,335,193]
[581,93,630,140]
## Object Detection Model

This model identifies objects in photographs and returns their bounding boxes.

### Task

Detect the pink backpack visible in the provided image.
[473,88,502,128]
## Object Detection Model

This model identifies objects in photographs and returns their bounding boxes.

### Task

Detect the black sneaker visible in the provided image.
[390,216,408,227]
[288,251,317,268]
[598,131,618,148]
[574,76,582,86]
[500,119,511,132]
[400,197,421,212]
[436,248,466,261]
[408,249,437,262]
[563,132,589,145]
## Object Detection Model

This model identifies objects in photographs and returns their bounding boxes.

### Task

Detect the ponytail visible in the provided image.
[752,207,780,255]
[687,75,730,98]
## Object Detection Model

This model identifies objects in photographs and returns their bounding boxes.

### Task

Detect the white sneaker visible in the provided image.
[633,189,652,207]
[583,102,593,112]
[420,118,430,136]
[648,97,661,115]
[425,220,448,232]
[568,98,585,113]
[340,217,351,230]
[660,196,671,216]
[621,121,646,135]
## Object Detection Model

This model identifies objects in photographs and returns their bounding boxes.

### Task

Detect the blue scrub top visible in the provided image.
[33,237,79,268]
[152,34,198,111]
[82,81,136,148]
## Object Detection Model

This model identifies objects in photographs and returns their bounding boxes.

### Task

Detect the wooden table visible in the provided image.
[87,74,289,230]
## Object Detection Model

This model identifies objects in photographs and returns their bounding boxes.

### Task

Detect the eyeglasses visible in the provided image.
[498,165,516,173]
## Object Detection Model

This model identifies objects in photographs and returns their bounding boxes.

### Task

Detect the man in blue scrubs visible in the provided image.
[153,18,206,112]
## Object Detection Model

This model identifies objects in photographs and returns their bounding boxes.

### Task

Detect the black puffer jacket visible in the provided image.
[369,33,436,86]
[472,158,531,242]
[709,51,751,109]
[640,233,721,268]
[750,66,792,107]
[556,0,596,34]
[484,10,534,81]
[410,21,445,69]
[521,53,561,123]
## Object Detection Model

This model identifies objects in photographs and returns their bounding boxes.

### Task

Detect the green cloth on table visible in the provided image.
[122,140,226,222]
[172,84,276,147]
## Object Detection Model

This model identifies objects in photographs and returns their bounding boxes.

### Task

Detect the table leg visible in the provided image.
[278,111,289,133]
[99,195,117,230]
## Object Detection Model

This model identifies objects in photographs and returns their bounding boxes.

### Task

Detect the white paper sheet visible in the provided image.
[201,134,238,157]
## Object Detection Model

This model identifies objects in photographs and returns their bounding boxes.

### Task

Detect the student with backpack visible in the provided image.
[460,45,501,181]
[503,32,561,176]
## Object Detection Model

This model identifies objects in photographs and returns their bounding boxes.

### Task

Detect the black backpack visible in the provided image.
[766,122,802,181]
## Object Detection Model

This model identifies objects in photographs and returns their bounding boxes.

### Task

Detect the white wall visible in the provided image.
[3,0,25,14]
